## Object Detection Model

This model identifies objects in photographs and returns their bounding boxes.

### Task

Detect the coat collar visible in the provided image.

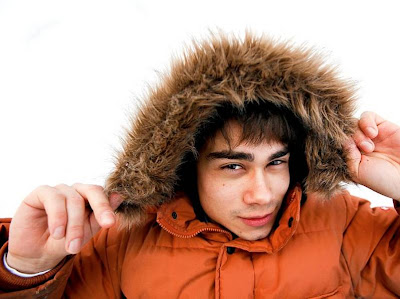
[156,185,302,253]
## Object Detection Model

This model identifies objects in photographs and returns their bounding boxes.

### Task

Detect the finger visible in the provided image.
[72,183,115,228]
[56,185,86,254]
[352,127,375,153]
[27,185,68,240]
[87,193,123,236]
[109,193,124,211]
[359,111,385,139]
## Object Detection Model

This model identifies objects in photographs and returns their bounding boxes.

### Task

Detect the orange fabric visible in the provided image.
[1,187,400,298]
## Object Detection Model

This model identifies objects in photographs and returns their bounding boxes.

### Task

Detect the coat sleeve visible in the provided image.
[341,193,400,297]
[0,217,128,299]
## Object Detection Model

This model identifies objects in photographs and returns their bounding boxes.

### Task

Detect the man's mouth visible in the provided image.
[239,213,274,227]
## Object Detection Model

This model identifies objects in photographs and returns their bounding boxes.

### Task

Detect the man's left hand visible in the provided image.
[345,111,400,201]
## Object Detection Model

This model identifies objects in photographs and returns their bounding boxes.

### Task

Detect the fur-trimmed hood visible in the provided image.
[105,32,356,226]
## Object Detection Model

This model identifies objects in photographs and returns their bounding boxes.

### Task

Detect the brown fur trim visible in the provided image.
[105,32,357,228]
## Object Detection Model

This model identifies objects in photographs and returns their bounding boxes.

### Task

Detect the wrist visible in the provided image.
[4,253,51,277]
[6,252,60,274]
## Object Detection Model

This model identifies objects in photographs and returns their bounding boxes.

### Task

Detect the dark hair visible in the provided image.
[176,101,308,211]
[194,102,303,154]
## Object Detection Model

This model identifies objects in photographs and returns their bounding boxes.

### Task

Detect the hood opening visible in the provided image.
[175,101,309,215]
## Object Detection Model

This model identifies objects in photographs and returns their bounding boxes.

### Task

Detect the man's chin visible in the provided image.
[236,229,271,241]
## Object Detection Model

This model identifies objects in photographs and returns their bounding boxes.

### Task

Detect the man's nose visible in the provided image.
[242,170,272,205]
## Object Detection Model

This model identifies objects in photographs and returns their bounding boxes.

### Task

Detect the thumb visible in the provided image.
[109,193,124,211]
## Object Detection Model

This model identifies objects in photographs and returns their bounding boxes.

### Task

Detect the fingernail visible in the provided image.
[360,140,374,152]
[68,238,81,254]
[366,126,377,136]
[53,226,65,239]
[101,211,115,226]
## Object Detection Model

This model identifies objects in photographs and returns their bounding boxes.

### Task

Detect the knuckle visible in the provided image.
[86,184,104,192]
[360,111,373,117]
[72,183,104,192]
[71,182,82,189]
[361,111,376,124]
[35,184,52,193]
[54,183,69,189]
[36,186,66,204]
[49,191,66,202]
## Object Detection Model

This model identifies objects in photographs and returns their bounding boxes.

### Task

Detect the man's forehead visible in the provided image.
[203,125,287,153]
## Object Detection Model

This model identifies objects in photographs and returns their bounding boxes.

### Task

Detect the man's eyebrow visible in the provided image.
[206,147,289,162]
[207,151,254,161]
[269,148,289,160]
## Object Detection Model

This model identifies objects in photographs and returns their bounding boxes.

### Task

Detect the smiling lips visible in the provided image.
[240,213,274,227]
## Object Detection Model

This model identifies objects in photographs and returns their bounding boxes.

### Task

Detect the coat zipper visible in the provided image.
[156,218,231,239]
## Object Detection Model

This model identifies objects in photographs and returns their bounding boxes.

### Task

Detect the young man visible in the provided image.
[1,33,400,298]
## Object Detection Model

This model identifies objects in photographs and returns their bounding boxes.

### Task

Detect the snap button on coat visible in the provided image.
[288,217,294,228]
[226,247,235,254]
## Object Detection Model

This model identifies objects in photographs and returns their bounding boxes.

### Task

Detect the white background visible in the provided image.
[0,0,399,217]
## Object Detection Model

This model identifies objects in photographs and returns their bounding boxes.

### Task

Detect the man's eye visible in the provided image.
[222,164,242,170]
[270,160,283,166]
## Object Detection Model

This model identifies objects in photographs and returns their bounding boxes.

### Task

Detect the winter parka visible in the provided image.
[1,32,400,298]
[1,187,400,298]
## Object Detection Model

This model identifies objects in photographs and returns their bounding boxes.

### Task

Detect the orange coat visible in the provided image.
[1,186,400,298]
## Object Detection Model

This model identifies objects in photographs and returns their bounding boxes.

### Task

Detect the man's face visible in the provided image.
[196,121,290,241]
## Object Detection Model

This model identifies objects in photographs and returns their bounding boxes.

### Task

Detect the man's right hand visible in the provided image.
[6,183,123,274]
